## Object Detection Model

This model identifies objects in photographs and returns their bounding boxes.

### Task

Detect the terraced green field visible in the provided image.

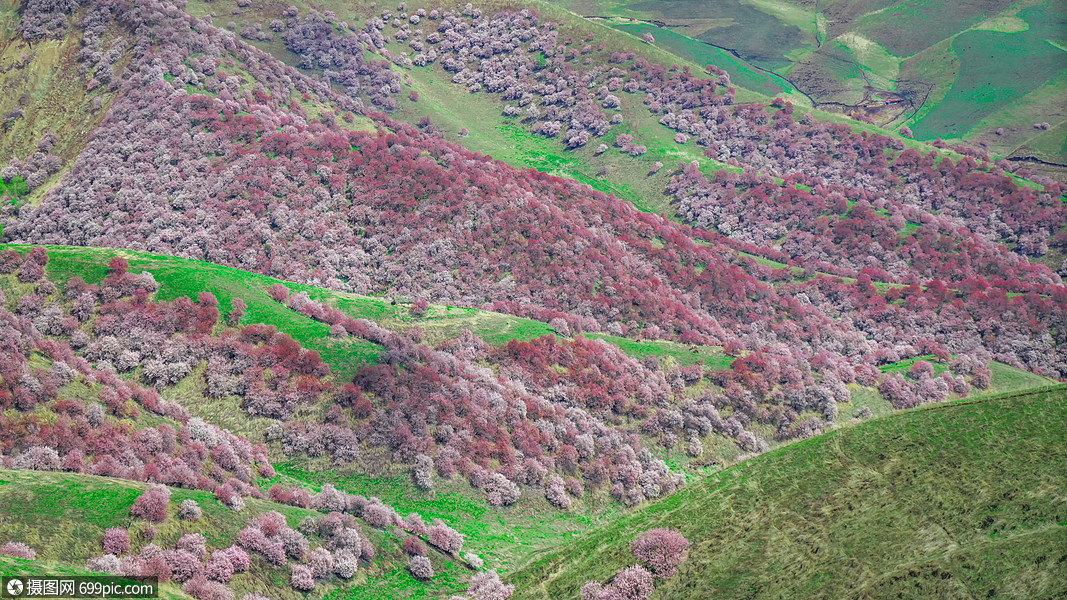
[610,22,797,96]
[859,0,1016,57]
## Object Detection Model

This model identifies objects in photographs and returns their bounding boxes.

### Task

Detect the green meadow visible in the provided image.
[509,386,1067,599]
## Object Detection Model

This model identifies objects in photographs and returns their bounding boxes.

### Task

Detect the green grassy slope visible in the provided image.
[3,243,562,381]
[0,469,474,600]
[508,387,1067,599]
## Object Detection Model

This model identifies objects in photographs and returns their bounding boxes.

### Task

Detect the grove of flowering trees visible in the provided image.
[266,285,686,506]
[0,237,1041,524]
[0,254,275,499]
[0,0,1062,536]
[4,0,1064,398]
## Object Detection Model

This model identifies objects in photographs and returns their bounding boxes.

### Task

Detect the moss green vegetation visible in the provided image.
[910,6,1067,140]
[508,386,1067,599]
[0,176,29,202]
[1019,118,1067,168]
[844,384,894,419]
[611,22,797,98]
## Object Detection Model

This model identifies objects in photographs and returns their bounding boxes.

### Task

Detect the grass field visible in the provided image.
[274,461,628,575]
[0,469,324,600]
[0,470,313,563]
[0,469,473,599]
[610,22,798,98]
[909,5,1067,140]
[508,386,1067,599]
[846,358,1055,421]
[1015,119,1067,171]
[625,0,808,71]
[859,0,1017,57]
[959,59,1067,157]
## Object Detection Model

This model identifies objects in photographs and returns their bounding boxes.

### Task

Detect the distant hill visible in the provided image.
[549,0,1067,174]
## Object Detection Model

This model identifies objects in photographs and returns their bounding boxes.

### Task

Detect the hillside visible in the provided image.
[0,0,1063,598]
[4,0,1065,393]
[21,243,565,378]
[0,245,522,599]
[0,241,1057,598]
[549,0,1067,174]
[508,386,1067,599]
[6,241,1053,440]
[0,468,479,600]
